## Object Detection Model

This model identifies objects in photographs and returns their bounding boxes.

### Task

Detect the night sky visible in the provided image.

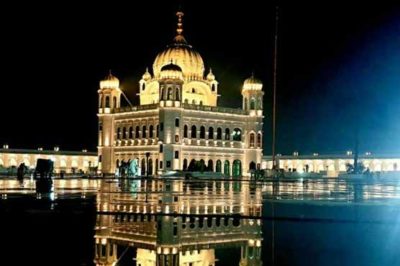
[1,1,399,155]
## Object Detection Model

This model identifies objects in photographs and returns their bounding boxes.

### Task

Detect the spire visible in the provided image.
[173,10,187,44]
[176,11,184,36]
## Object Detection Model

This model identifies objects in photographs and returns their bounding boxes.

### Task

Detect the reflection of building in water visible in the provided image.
[0,147,97,174]
[263,153,400,176]
[97,11,264,177]
[94,179,263,265]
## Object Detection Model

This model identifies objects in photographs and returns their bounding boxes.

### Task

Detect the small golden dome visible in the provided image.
[100,71,119,89]
[160,63,183,80]
[243,74,263,91]
[207,68,215,81]
[142,68,151,81]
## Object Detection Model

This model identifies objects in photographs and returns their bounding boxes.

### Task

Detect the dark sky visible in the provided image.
[1,1,399,155]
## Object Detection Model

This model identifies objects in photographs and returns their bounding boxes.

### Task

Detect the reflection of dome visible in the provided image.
[100,71,119,89]
[153,11,205,79]
[160,63,183,80]
[243,74,263,91]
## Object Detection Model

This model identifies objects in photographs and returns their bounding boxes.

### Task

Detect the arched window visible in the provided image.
[183,159,188,170]
[156,125,159,137]
[225,128,230,140]
[135,126,140,138]
[250,98,256,110]
[113,96,117,108]
[208,127,214,139]
[191,125,197,138]
[192,99,196,104]
[257,133,262,148]
[142,83,146,91]
[200,159,205,172]
[122,127,127,139]
[208,160,213,172]
[175,118,179,127]
[200,126,205,139]
[129,127,133,139]
[224,160,230,176]
[217,128,222,140]
[188,159,196,171]
[168,87,173,100]
[212,84,216,91]
[192,88,195,93]
[156,159,159,172]
[117,128,121,140]
[142,126,147,138]
[249,161,256,171]
[175,88,180,101]
[233,160,242,178]
[216,160,222,173]
[149,125,154,138]
[199,101,203,106]
[105,96,110,108]
[99,95,103,108]
[184,125,188,138]
[233,128,242,141]
[141,158,146,176]
[244,98,248,110]
[148,159,153,175]
[258,97,263,109]
[184,99,189,104]
[160,87,165,100]
[250,133,255,147]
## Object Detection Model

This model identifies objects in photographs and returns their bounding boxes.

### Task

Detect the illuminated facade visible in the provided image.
[98,12,264,176]
[0,147,97,174]
[263,153,400,176]
[94,179,263,265]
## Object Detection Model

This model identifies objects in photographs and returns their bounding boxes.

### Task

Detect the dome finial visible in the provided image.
[176,11,184,36]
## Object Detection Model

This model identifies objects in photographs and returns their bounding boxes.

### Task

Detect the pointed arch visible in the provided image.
[191,125,197,138]
[216,160,222,173]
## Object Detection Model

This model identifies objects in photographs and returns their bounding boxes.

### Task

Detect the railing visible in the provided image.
[182,103,248,115]
[113,104,159,113]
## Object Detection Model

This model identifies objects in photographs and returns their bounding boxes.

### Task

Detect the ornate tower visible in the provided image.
[207,68,219,102]
[98,71,121,174]
[242,74,264,175]
[242,74,264,114]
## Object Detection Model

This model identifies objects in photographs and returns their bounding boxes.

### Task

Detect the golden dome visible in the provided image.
[142,68,151,81]
[100,71,119,89]
[243,74,263,91]
[153,11,205,80]
[206,68,215,81]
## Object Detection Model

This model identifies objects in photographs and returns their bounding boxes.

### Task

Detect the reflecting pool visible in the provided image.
[1,177,400,265]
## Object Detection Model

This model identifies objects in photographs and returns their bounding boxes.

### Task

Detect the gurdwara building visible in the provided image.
[97,12,264,177]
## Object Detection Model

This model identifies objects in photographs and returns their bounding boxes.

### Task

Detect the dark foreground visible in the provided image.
[1,178,400,265]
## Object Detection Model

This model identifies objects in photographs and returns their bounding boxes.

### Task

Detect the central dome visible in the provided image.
[153,11,205,80]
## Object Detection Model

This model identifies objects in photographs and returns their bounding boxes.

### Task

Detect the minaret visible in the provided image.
[98,71,121,174]
[207,68,219,95]
[242,74,264,176]
[158,63,184,173]
[242,74,264,114]
[139,67,152,92]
